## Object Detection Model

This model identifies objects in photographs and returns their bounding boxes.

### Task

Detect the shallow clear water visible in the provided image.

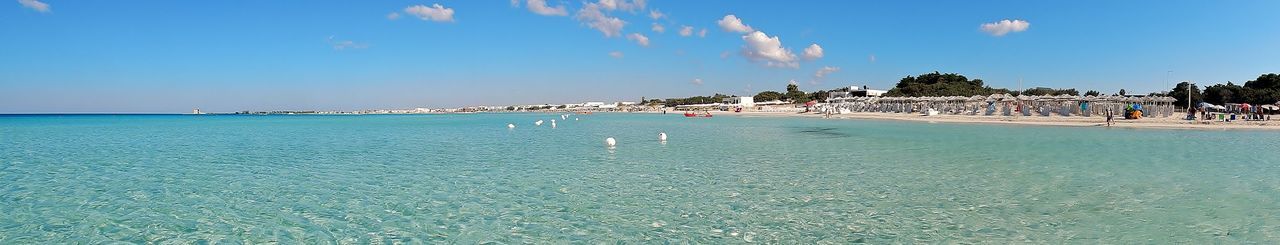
[2,113,1279,243]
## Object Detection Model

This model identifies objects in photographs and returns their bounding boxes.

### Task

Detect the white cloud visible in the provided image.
[692,78,704,85]
[576,3,626,37]
[679,26,693,36]
[18,0,49,13]
[386,12,401,20]
[717,15,753,33]
[740,31,798,68]
[802,43,823,60]
[788,79,798,86]
[526,0,568,16]
[720,51,732,59]
[698,28,707,37]
[651,23,665,33]
[596,0,646,12]
[627,33,650,47]
[327,36,368,50]
[649,9,664,20]
[404,4,455,22]
[980,19,1030,36]
[814,66,840,79]
[869,54,877,63]
[511,0,520,7]
[609,51,624,58]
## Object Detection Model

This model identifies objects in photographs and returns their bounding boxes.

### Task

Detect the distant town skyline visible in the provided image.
[3,0,1278,113]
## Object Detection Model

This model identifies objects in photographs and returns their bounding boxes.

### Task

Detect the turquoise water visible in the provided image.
[2,114,1279,243]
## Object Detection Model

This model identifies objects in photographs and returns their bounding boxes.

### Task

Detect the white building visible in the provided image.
[722,96,755,107]
[583,102,606,107]
[828,85,887,102]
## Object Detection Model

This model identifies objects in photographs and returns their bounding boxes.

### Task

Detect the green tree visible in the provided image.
[753,91,783,102]
[1241,73,1280,104]
[1118,89,1127,96]
[1021,87,1080,96]
[1167,82,1202,108]
[1084,90,1101,96]
[1244,73,1280,90]
[807,90,830,102]
[884,72,1007,97]
[1203,82,1242,105]
[785,84,807,102]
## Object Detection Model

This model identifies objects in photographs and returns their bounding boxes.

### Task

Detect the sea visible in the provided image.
[1,113,1278,243]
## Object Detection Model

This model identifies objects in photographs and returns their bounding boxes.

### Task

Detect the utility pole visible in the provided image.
[1187,81,1193,110]
[1017,77,1023,118]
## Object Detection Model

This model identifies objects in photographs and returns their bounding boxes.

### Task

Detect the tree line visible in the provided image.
[1168,73,1280,107]
[652,72,1280,108]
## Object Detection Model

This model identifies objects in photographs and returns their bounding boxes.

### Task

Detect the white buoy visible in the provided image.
[535,120,543,126]
[507,123,515,129]
[658,132,668,141]
[605,137,616,147]
[575,118,579,121]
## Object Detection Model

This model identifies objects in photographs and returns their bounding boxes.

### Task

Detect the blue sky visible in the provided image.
[2,0,1278,113]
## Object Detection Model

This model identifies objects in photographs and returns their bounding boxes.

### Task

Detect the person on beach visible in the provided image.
[1105,107,1114,127]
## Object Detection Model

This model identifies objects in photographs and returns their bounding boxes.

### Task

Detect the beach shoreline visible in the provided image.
[636,109,1280,131]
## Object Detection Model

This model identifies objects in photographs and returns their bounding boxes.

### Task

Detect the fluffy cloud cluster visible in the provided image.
[691,78,704,85]
[802,44,823,60]
[679,26,693,36]
[651,23,664,33]
[980,19,1030,36]
[18,0,50,13]
[405,4,455,22]
[813,66,839,79]
[741,31,797,68]
[596,0,646,12]
[627,33,650,47]
[386,12,401,20]
[576,3,627,37]
[524,0,568,16]
[648,9,664,20]
[717,15,753,33]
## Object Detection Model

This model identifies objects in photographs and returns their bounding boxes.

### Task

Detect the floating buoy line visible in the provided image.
[507,114,669,148]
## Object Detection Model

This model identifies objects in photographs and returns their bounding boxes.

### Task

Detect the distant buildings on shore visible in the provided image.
[220,83,889,115]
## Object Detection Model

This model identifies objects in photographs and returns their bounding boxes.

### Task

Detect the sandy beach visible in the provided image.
[644,109,1280,130]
